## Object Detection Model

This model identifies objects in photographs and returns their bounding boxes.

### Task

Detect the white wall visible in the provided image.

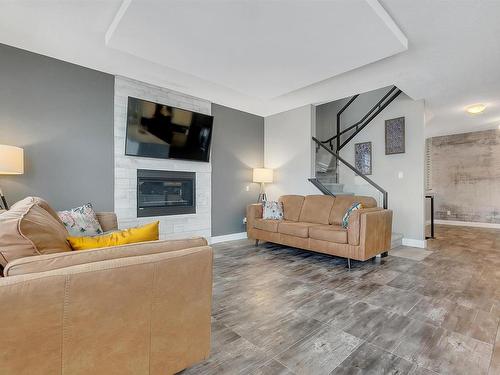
[264,105,319,199]
[338,94,426,242]
[315,100,342,141]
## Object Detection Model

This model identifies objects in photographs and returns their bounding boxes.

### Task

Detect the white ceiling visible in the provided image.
[0,0,499,137]
[106,0,407,99]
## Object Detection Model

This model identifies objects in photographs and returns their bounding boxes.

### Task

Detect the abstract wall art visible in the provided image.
[355,141,372,175]
[385,116,405,155]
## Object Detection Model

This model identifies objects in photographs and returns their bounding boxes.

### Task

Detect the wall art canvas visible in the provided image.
[355,142,372,175]
[385,116,405,154]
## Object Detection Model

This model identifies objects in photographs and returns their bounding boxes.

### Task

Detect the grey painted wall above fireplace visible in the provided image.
[0,43,114,211]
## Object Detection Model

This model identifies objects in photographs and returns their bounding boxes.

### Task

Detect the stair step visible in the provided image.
[316,173,337,183]
[320,182,344,192]
[391,233,403,249]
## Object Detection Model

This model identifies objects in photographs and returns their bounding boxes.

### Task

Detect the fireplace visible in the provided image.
[137,169,196,217]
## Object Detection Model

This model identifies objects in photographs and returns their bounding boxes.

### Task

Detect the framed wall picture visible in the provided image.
[385,116,405,155]
[355,142,372,175]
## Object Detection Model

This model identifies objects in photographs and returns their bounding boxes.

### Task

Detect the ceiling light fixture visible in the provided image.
[465,103,486,114]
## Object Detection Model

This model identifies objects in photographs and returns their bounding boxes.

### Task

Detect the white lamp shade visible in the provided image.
[253,168,273,183]
[0,145,24,174]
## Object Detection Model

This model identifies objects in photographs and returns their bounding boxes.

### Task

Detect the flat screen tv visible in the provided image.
[125,97,213,162]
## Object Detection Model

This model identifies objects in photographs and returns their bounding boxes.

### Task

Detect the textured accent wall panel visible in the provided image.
[430,129,500,223]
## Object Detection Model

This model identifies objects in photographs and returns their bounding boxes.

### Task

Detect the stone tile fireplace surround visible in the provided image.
[114,76,212,240]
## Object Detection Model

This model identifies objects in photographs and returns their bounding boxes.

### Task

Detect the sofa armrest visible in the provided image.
[359,209,393,259]
[347,207,383,246]
[246,203,263,238]
[247,203,263,220]
[4,237,208,277]
[96,212,118,232]
[0,246,213,375]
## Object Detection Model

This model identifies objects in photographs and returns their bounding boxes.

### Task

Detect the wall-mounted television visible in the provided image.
[125,97,213,162]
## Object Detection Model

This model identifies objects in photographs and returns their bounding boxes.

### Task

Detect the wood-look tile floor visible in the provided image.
[182,225,500,375]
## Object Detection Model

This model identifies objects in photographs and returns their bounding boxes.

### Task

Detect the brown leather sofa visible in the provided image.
[0,197,212,375]
[247,195,392,264]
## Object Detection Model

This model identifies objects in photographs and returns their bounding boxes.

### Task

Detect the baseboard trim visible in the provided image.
[434,220,500,229]
[402,238,427,248]
[210,232,248,244]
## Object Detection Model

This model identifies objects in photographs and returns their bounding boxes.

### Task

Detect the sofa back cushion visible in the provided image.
[278,195,305,221]
[298,195,336,224]
[0,197,71,267]
[31,197,64,225]
[329,195,377,225]
[96,212,118,232]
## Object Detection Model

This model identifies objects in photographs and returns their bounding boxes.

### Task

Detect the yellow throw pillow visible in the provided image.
[67,221,159,251]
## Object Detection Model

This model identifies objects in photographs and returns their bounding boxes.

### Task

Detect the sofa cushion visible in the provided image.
[0,197,71,267]
[254,218,280,233]
[329,195,377,225]
[278,221,320,238]
[309,225,348,244]
[298,195,335,224]
[278,195,304,221]
[67,221,159,250]
[95,212,118,232]
[31,196,64,225]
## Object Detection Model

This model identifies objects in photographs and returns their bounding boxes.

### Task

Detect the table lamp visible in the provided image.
[0,145,24,210]
[253,168,273,202]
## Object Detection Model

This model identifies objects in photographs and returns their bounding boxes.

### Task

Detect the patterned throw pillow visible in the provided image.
[342,202,363,229]
[262,201,284,220]
[58,203,104,237]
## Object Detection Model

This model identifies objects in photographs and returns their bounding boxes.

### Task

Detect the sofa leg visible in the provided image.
[255,239,259,247]
[346,257,351,270]
[381,251,389,258]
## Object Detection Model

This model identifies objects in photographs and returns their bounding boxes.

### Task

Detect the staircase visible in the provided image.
[315,173,352,195]
[310,86,404,255]
[311,85,402,201]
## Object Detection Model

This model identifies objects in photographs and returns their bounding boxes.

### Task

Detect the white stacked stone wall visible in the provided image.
[114,76,212,239]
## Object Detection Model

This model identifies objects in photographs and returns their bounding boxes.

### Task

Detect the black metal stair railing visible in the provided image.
[312,137,388,209]
[311,86,400,203]
[321,86,402,152]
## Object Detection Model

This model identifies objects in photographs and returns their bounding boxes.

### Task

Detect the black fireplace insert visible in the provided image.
[137,169,196,217]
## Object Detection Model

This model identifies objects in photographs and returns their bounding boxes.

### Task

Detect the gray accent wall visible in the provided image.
[211,104,264,236]
[430,129,500,223]
[0,44,114,211]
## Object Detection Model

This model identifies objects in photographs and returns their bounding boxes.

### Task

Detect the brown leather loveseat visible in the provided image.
[247,194,393,265]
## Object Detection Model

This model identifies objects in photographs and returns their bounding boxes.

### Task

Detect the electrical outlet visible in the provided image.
[447,210,451,216]
[245,185,250,192]
[243,217,247,224]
